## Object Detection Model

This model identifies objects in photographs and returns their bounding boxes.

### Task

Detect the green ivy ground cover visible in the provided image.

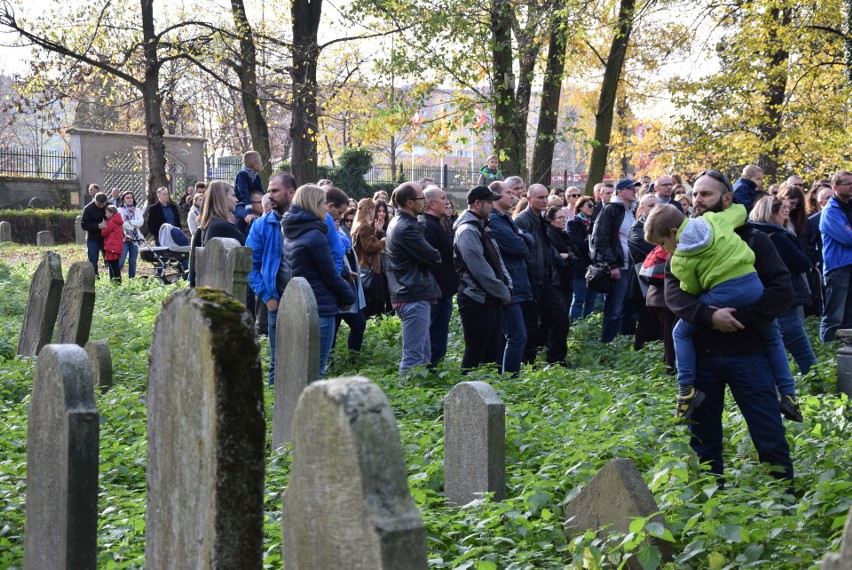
[0,250,849,569]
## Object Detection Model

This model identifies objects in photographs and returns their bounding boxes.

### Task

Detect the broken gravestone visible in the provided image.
[55,261,96,347]
[18,251,64,357]
[282,377,427,569]
[84,340,112,391]
[146,288,265,568]
[24,344,99,570]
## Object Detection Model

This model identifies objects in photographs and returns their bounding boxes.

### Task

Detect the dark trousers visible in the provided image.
[522,284,569,364]
[458,293,502,372]
[649,306,676,373]
[334,310,367,351]
[105,258,121,282]
[633,298,660,351]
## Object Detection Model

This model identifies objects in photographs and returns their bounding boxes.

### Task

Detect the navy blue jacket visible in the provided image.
[488,209,533,303]
[732,177,757,213]
[282,206,355,317]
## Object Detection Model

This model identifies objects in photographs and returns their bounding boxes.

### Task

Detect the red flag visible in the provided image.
[474,108,487,128]
[412,110,423,134]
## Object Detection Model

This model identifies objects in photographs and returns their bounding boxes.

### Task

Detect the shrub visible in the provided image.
[0,208,79,244]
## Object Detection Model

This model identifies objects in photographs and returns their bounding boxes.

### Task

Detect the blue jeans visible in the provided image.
[778,309,817,373]
[267,308,278,385]
[820,265,852,342]
[674,273,795,395]
[429,297,454,366]
[601,271,629,343]
[691,353,793,482]
[118,241,139,278]
[86,240,102,276]
[398,301,432,374]
[570,276,598,321]
[501,302,527,375]
[319,315,336,378]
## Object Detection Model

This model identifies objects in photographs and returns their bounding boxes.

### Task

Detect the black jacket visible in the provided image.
[665,225,793,354]
[147,201,182,245]
[546,225,578,289]
[566,217,593,279]
[80,201,106,243]
[419,213,458,299]
[514,207,556,288]
[591,200,630,269]
[385,211,441,303]
[751,222,812,308]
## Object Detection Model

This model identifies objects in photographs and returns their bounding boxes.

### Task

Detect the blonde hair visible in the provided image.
[292,184,327,219]
[198,180,234,230]
[243,150,261,167]
[351,198,374,237]
[644,203,685,243]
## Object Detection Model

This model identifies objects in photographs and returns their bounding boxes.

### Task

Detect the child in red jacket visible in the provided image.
[101,205,125,282]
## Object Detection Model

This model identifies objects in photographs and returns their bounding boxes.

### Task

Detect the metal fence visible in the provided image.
[0,147,76,179]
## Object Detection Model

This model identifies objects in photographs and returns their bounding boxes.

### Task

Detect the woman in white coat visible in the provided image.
[118,191,144,278]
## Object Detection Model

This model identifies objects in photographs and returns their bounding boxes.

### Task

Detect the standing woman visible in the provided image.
[187,192,204,234]
[189,181,246,290]
[118,191,144,278]
[545,206,578,314]
[283,185,355,376]
[352,198,386,319]
[566,196,597,320]
[777,184,809,252]
[373,199,394,315]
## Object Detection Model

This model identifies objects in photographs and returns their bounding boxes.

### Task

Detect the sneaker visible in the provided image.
[780,395,803,422]
[675,386,705,419]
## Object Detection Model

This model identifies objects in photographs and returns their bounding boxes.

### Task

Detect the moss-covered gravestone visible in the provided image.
[24,344,99,570]
[18,251,64,357]
[282,377,427,569]
[145,288,265,568]
[55,261,96,347]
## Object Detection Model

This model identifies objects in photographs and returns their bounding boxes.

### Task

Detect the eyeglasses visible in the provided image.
[657,183,673,187]
[568,194,581,198]
[554,216,567,221]
[412,196,426,201]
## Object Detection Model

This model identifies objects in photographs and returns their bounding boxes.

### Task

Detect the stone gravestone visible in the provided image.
[55,261,96,347]
[272,277,320,449]
[17,251,64,356]
[564,458,673,569]
[194,237,252,305]
[74,215,86,245]
[822,505,852,570]
[444,381,506,505]
[84,340,112,391]
[24,344,99,570]
[282,377,428,569]
[36,230,54,246]
[0,220,11,242]
[835,330,852,397]
[146,288,265,569]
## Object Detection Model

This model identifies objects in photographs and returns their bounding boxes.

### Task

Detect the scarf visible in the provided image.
[241,164,259,182]
[576,211,590,228]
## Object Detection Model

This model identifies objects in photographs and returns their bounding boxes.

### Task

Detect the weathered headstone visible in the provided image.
[17,251,64,356]
[282,377,428,569]
[835,330,852,397]
[272,277,320,449]
[36,230,54,246]
[193,237,252,305]
[564,458,673,569]
[444,381,506,505]
[84,340,112,391]
[822,505,852,570]
[74,215,86,245]
[55,261,96,347]
[146,288,265,568]
[24,344,99,570]
[0,220,11,242]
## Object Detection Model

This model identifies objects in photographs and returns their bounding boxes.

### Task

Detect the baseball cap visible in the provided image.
[615,179,640,192]
[467,185,501,204]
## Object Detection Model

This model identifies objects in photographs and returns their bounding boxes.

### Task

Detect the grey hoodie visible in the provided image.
[453,209,512,304]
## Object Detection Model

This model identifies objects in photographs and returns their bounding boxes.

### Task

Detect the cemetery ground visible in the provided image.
[0,243,850,569]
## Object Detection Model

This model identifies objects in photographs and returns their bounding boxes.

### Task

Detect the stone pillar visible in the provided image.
[75,215,86,245]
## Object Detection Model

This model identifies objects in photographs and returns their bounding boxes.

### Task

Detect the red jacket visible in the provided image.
[101,213,125,255]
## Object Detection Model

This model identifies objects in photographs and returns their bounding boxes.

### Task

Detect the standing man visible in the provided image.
[420,185,458,367]
[386,182,442,374]
[488,180,532,375]
[505,176,525,198]
[655,175,683,212]
[454,185,511,371]
[87,183,100,199]
[514,183,569,365]
[818,170,852,342]
[592,179,638,343]
[665,168,794,486]
[80,192,108,276]
[732,165,764,212]
[146,187,182,245]
[591,180,615,229]
[247,173,297,385]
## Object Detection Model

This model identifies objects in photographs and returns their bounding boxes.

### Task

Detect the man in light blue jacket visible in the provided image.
[818,170,852,342]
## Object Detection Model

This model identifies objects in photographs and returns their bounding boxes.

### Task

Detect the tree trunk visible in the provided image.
[756,6,791,180]
[231,0,273,186]
[586,0,636,190]
[490,0,520,177]
[531,15,569,187]
[141,0,168,198]
[289,0,322,186]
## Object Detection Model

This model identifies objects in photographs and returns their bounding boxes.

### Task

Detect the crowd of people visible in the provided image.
[78,151,852,490]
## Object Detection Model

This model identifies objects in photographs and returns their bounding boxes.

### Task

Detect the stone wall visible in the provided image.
[0,177,78,209]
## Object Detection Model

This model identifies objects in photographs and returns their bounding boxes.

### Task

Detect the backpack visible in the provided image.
[638,245,670,286]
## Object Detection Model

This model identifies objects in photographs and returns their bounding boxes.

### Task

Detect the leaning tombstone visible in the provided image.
[193,237,252,304]
[564,458,673,569]
[444,381,506,505]
[0,220,11,242]
[55,261,96,347]
[24,344,99,570]
[84,340,112,391]
[272,277,320,449]
[74,215,86,245]
[36,230,54,246]
[17,251,64,356]
[835,330,852,397]
[821,505,852,570]
[146,288,264,568]
[282,377,428,569]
